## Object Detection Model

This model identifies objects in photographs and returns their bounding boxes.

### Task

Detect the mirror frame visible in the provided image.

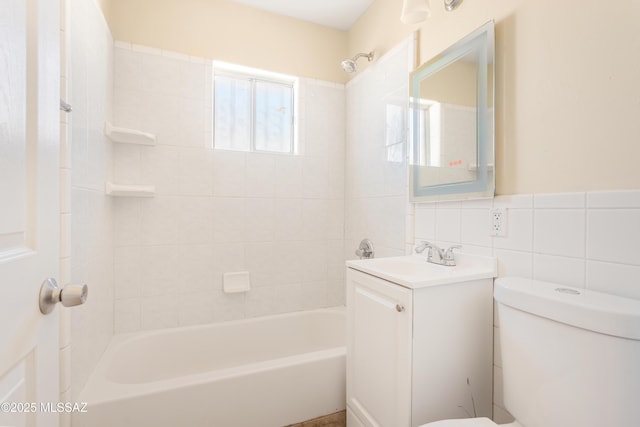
[410,20,495,202]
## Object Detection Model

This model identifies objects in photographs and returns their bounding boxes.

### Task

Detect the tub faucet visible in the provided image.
[415,241,461,266]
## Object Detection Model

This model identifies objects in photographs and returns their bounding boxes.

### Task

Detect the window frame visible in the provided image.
[212,62,298,155]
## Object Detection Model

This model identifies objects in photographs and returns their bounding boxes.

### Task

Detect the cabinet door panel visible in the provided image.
[347,269,412,427]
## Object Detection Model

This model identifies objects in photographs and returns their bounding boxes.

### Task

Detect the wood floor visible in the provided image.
[284,410,346,427]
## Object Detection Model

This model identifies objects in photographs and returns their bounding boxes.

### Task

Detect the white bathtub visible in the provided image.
[73,308,346,427]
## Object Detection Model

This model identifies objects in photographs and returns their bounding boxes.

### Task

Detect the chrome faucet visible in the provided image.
[415,241,461,266]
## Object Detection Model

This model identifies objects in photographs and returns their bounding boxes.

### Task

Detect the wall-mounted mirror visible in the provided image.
[410,21,494,202]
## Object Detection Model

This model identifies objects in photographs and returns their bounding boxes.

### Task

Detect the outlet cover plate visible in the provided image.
[490,208,507,237]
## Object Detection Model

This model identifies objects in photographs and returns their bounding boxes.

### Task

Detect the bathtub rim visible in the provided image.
[79,307,346,404]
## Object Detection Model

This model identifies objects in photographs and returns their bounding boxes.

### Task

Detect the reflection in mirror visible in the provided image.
[410,21,494,202]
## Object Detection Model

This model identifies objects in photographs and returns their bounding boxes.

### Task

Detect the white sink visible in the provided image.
[346,253,497,289]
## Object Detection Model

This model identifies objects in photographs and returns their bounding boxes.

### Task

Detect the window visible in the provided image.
[213,62,296,154]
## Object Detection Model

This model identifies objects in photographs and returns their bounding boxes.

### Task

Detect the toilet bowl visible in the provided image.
[421,277,640,427]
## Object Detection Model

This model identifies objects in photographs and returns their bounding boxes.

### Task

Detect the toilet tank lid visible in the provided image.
[495,277,640,340]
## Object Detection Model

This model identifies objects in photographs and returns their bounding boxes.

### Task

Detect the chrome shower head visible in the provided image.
[341,59,357,73]
[341,52,374,73]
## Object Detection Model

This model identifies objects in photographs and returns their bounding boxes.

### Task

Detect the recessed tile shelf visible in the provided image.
[105,182,155,197]
[104,122,156,146]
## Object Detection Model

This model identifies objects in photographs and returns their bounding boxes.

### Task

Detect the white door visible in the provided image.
[346,268,413,427]
[0,0,60,426]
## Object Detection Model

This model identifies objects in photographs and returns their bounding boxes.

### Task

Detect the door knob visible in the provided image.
[39,278,88,314]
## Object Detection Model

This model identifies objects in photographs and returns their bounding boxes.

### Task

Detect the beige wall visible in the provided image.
[350,0,640,195]
[106,0,348,82]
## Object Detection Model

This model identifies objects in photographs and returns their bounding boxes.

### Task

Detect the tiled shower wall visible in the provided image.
[111,44,345,333]
[411,191,640,421]
[67,0,114,400]
[345,37,414,261]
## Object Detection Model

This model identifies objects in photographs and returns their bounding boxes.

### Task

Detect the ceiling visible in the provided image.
[227,0,375,31]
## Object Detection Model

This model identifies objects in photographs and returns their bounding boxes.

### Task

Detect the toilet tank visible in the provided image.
[494,277,640,427]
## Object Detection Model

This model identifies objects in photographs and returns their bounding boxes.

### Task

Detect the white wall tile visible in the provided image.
[114,47,141,92]
[112,144,141,184]
[300,242,328,283]
[327,198,345,241]
[534,209,585,258]
[245,286,279,318]
[180,196,215,244]
[114,246,142,299]
[111,43,349,334]
[460,198,493,209]
[302,199,328,241]
[140,245,183,297]
[302,156,329,199]
[212,292,246,322]
[246,154,276,198]
[493,194,533,209]
[414,206,436,240]
[586,260,640,299]
[587,209,640,265]
[587,190,640,208]
[140,145,181,195]
[494,249,533,279]
[113,199,142,246]
[534,192,585,209]
[178,148,214,196]
[275,199,303,241]
[140,197,183,245]
[275,155,303,198]
[533,254,585,288]
[245,242,279,280]
[245,198,276,242]
[435,208,461,243]
[461,209,492,248]
[180,244,216,293]
[178,292,215,326]
[141,295,179,330]
[212,150,245,197]
[212,198,246,242]
[274,241,305,285]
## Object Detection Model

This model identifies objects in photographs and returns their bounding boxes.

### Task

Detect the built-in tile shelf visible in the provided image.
[105,182,155,197]
[104,122,156,146]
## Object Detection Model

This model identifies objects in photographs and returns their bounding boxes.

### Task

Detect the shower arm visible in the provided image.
[351,52,374,62]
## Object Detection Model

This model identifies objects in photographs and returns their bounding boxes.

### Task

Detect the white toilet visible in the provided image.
[422,276,640,427]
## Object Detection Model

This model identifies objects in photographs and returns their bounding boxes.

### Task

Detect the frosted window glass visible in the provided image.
[254,81,293,153]
[214,75,251,151]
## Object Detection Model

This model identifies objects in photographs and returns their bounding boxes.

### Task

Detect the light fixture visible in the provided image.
[401,0,463,24]
[400,0,431,25]
[444,0,463,11]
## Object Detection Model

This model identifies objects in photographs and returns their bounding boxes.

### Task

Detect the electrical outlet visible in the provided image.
[490,208,507,237]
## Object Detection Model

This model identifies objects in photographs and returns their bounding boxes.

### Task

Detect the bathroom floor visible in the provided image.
[285,410,346,427]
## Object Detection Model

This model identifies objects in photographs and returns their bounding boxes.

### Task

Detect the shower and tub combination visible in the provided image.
[73,308,345,427]
[67,5,402,420]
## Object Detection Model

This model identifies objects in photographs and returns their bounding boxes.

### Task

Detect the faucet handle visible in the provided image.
[443,245,462,265]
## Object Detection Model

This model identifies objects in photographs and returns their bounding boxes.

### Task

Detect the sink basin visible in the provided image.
[346,253,497,289]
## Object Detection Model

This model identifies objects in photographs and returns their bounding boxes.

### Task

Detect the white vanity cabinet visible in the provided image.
[346,255,496,427]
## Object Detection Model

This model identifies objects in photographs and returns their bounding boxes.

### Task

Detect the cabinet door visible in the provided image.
[347,268,413,427]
